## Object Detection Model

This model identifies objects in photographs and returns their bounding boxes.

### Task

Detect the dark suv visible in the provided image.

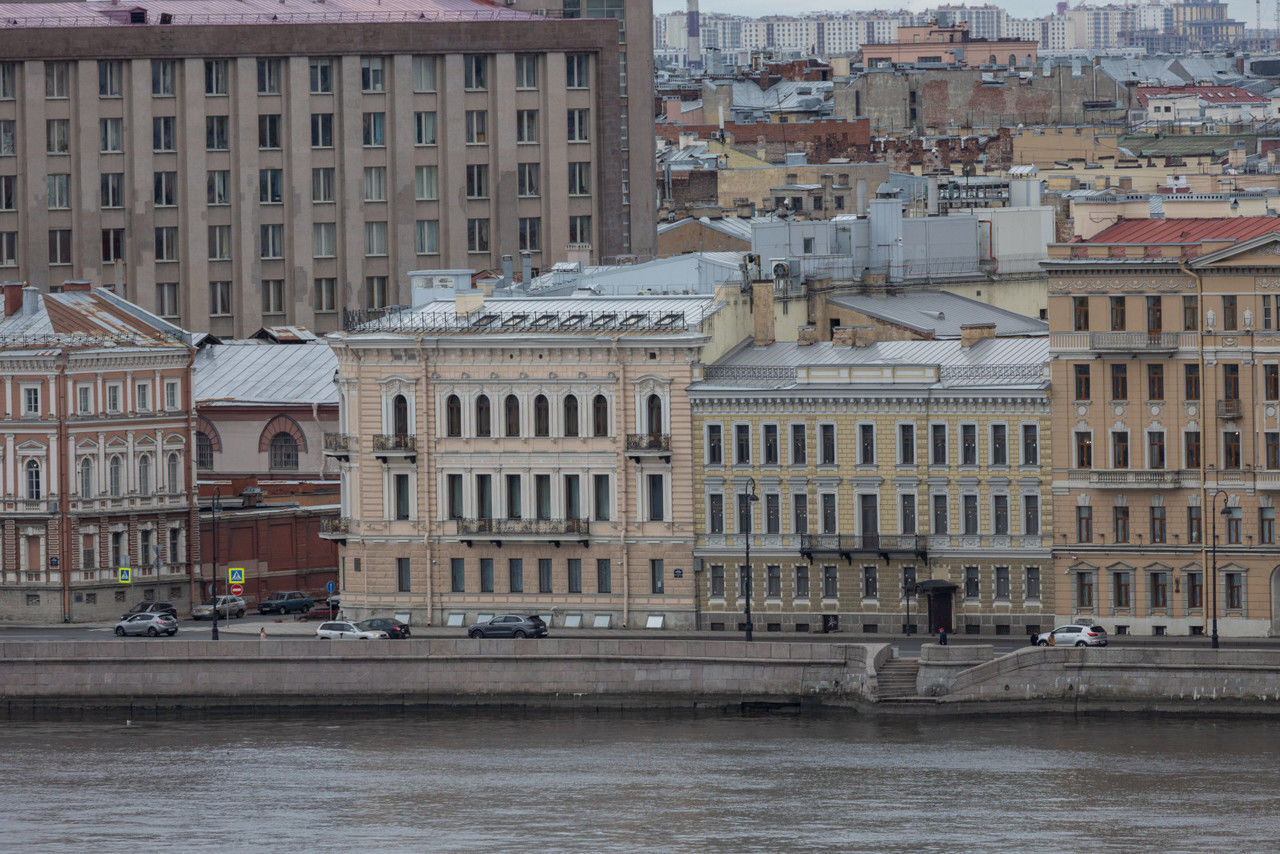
[122,601,178,619]
[467,614,548,639]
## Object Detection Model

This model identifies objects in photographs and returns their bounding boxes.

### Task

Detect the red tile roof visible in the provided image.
[1135,85,1269,106]
[1086,217,1280,244]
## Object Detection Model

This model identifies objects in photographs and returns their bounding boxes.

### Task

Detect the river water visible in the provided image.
[2,712,1277,852]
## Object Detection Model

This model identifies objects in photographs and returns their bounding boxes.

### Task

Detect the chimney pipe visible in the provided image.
[22,286,40,317]
[520,251,533,285]
[501,254,514,287]
[2,282,23,317]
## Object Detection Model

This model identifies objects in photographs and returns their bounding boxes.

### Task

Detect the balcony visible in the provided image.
[625,433,672,462]
[373,434,416,461]
[323,432,357,459]
[799,533,927,562]
[318,517,351,543]
[1089,331,1181,354]
[1255,471,1280,490]
[458,517,590,546]
[1085,469,1187,488]
[0,498,57,516]
[1217,399,1242,420]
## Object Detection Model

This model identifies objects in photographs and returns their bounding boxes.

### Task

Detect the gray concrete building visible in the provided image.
[0,0,656,338]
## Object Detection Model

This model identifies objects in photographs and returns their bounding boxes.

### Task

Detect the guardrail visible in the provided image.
[625,433,672,452]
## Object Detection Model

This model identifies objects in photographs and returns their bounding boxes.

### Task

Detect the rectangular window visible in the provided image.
[1183,295,1198,331]
[930,424,947,465]
[932,494,948,535]
[823,566,838,599]
[46,61,69,98]
[993,495,1009,535]
[567,108,590,142]
[480,558,494,593]
[360,57,384,92]
[205,60,228,95]
[47,173,69,210]
[414,111,437,146]
[464,55,488,90]
[990,424,1007,466]
[312,222,336,259]
[1222,295,1237,330]
[451,558,465,592]
[1021,424,1039,465]
[465,110,488,144]
[256,57,281,94]
[393,473,410,520]
[207,170,230,205]
[816,493,834,534]
[1186,572,1203,608]
[364,221,387,256]
[412,56,437,92]
[539,558,553,594]
[467,218,490,253]
[792,424,807,464]
[862,566,878,599]
[1026,567,1041,601]
[1261,507,1276,545]
[795,565,809,598]
[465,164,489,199]
[515,54,538,89]
[1113,506,1130,543]
[517,163,540,198]
[310,113,333,148]
[963,494,978,535]
[1148,431,1165,469]
[1076,571,1094,608]
[1074,364,1091,400]
[1075,431,1092,468]
[362,112,385,146]
[309,57,333,94]
[101,228,125,263]
[48,229,72,265]
[706,425,723,465]
[650,559,664,594]
[259,224,283,259]
[1113,571,1131,608]
[596,558,611,594]
[508,558,523,593]
[98,60,123,97]
[150,171,177,208]
[152,116,175,152]
[261,279,284,314]
[1184,431,1201,469]
[314,278,336,313]
[519,217,541,253]
[900,494,916,535]
[259,168,282,203]
[210,281,232,316]
[820,424,836,465]
[1226,508,1242,545]
[1112,430,1129,469]
[447,474,463,520]
[593,474,610,521]
[647,474,664,521]
[415,165,438,201]
[964,567,979,599]
[793,494,808,534]
[566,53,590,88]
[1184,364,1200,401]
[365,276,388,310]
[898,423,914,465]
[1223,430,1242,469]
[517,109,540,144]
[732,424,750,464]
[1072,296,1089,331]
[47,119,70,154]
[568,558,582,593]
[1267,365,1280,401]
[1109,295,1126,331]
[1023,494,1040,536]
[765,493,780,534]
[1224,363,1240,400]
[1110,364,1127,401]
[416,220,439,256]
[1147,364,1164,401]
[708,493,724,534]
[0,63,12,100]
[1076,506,1093,543]
[568,215,591,245]
[154,227,178,262]
[860,423,877,465]
[1226,573,1243,610]
[1188,506,1202,544]
[995,566,1010,601]
[397,557,411,593]
[1150,505,1166,543]
[760,424,779,465]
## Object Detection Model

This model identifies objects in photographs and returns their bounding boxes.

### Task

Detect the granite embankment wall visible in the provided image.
[931,645,1280,710]
[0,638,886,717]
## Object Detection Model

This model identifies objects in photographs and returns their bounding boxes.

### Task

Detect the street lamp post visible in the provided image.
[742,477,759,643]
[211,491,221,641]
[1209,490,1231,650]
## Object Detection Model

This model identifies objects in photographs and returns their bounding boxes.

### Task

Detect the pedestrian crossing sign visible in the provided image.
[118,567,131,584]
[228,568,244,585]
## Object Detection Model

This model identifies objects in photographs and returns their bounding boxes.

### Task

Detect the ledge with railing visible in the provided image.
[319,517,352,539]
[1217,399,1243,419]
[625,433,672,454]
[799,533,927,560]
[323,432,357,456]
[457,518,590,541]
[372,434,416,455]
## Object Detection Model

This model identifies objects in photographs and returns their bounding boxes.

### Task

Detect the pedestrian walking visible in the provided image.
[259,626,267,640]
[938,624,948,646]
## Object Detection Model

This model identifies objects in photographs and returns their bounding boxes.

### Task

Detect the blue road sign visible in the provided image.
[326,581,336,594]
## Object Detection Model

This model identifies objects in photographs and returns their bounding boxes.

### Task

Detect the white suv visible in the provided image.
[1035,623,1108,647]
[315,621,388,640]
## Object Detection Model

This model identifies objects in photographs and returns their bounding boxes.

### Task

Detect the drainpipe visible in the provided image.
[614,336,630,629]
[1180,258,1209,630]
[57,353,71,622]
[184,345,198,609]
[418,337,431,626]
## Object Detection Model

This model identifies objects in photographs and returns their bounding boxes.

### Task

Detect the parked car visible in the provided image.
[122,601,177,619]
[357,617,410,639]
[258,591,314,615]
[315,621,388,640]
[114,613,178,637]
[467,614,548,639]
[1035,623,1108,647]
[192,595,246,620]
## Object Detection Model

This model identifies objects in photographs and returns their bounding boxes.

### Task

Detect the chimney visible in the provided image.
[63,279,92,293]
[797,325,817,346]
[2,282,23,317]
[831,326,856,347]
[751,282,775,346]
[960,323,996,347]
[853,325,876,348]
[455,288,486,316]
[22,286,40,317]
[520,251,533,285]
[501,254,514,287]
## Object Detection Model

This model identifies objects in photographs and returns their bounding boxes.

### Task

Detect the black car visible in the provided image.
[467,614,548,639]
[122,601,177,619]
[357,617,410,639]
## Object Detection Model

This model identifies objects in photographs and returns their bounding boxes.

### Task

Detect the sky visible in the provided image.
[651,1,1265,25]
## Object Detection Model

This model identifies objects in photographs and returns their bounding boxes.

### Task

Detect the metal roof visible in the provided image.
[0,288,187,349]
[1135,85,1268,106]
[1085,216,1280,245]
[195,341,337,406]
[694,337,1049,392]
[825,291,1047,338]
[0,0,536,28]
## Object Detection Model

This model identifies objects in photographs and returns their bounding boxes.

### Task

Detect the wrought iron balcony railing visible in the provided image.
[625,433,672,453]
[457,518,590,538]
[1217,400,1242,420]
[323,432,356,455]
[799,533,927,559]
[372,434,417,454]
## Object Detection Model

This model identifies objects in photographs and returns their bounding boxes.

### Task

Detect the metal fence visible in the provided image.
[344,305,716,336]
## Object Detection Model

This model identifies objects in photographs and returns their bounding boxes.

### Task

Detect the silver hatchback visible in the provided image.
[1035,623,1108,647]
[114,613,178,637]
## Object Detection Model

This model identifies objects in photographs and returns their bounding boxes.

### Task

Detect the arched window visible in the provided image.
[269,432,298,470]
[988,54,996,65]
[592,394,609,437]
[1007,54,1016,67]
[167,452,180,495]
[196,432,213,470]
[533,394,550,437]
[26,459,42,500]
[646,394,663,436]
[475,395,491,437]
[108,455,122,497]
[563,394,580,438]
[137,454,151,496]
[392,394,409,436]
[504,394,520,437]
[79,457,93,499]
[445,395,462,437]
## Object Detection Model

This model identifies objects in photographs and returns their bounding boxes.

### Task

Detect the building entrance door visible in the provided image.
[918,579,956,634]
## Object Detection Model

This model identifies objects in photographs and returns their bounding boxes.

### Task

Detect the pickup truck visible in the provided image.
[257,591,314,615]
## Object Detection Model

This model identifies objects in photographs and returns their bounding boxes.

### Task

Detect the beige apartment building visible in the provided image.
[1048,216,1280,637]
[0,0,655,338]
[0,282,198,622]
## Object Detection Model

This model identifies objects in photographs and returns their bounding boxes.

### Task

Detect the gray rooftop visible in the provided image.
[825,291,1047,339]
[195,341,338,406]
